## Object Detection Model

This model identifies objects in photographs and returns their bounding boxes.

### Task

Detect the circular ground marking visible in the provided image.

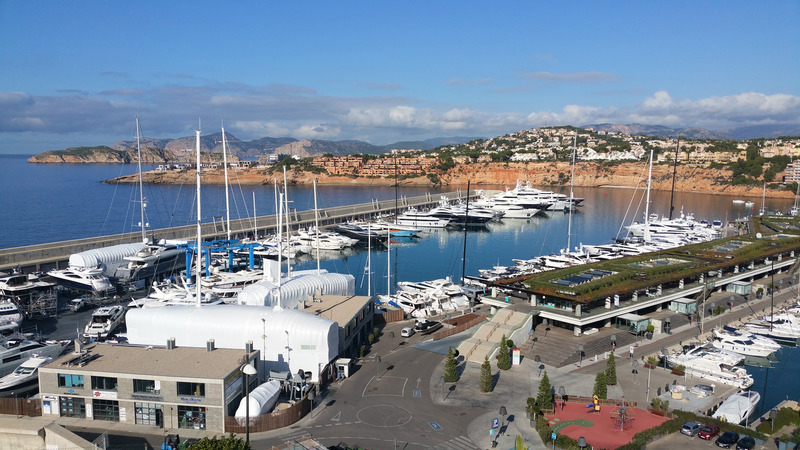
[551,418,594,434]
[356,404,413,428]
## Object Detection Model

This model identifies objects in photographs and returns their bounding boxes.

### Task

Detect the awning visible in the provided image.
[618,313,648,322]
[670,298,697,304]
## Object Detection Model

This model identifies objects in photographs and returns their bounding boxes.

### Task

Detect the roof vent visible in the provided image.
[206,339,215,352]
[167,337,176,350]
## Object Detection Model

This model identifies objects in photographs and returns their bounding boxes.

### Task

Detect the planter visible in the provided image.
[671,370,684,375]
[644,363,656,369]
[646,332,654,340]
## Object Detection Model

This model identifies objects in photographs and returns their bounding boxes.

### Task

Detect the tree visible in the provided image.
[593,371,608,399]
[536,370,553,410]
[444,346,459,382]
[188,433,250,450]
[605,351,617,385]
[480,355,493,392]
[497,334,511,370]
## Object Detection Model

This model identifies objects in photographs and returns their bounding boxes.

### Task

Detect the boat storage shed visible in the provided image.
[69,243,147,276]
[236,270,355,309]
[125,304,337,382]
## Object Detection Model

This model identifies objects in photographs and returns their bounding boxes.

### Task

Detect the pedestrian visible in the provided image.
[629,346,634,358]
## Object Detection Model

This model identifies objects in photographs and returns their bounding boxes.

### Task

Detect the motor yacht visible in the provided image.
[667,347,753,389]
[743,313,800,346]
[395,208,451,228]
[712,391,761,424]
[83,305,126,340]
[0,355,52,395]
[0,300,23,333]
[113,241,184,283]
[0,335,69,377]
[47,265,114,294]
[713,327,780,357]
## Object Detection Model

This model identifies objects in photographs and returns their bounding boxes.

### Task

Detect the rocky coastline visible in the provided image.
[103,161,793,199]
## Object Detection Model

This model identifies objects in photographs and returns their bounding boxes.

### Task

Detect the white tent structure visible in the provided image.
[125,305,338,382]
[69,243,147,277]
[237,269,355,309]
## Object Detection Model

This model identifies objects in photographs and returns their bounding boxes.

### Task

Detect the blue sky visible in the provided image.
[1,1,799,154]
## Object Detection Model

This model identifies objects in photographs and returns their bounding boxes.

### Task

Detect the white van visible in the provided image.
[400,327,415,338]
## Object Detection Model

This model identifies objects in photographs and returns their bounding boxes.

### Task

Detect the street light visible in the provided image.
[632,360,639,385]
[578,344,584,367]
[578,436,587,449]
[499,406,507,436]
[241,362,258,444]
[770,409,778,432]
[610,334,617,352]
[308,387,316,418]
[558,386,566,412]
[375,355,382,379]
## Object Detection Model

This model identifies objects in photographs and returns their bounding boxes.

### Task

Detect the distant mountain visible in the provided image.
[583,123,800,140]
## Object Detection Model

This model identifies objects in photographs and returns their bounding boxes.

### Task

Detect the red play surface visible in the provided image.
[545,401,669,449]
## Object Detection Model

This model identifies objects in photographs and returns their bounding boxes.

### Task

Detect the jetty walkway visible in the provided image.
[0,189,478,274]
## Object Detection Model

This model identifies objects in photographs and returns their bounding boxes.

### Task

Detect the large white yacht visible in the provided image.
[47,266,114,294]
[0,335,69,377]
[0,355,53,395]
[113,241,184,284]
[0,300,23,333]
[712,391,761,424]
[667,345,753,389]
[82,305,126,340]
[395,208,451,228]
[712,328,779,357]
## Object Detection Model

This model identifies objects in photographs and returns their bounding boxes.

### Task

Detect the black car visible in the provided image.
[736,436,756,450]
[716,431,739,448]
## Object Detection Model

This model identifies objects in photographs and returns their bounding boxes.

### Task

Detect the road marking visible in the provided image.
[429,421,442,430]
[331,411,341,422]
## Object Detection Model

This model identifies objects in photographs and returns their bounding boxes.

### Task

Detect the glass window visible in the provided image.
[134,402,161,426]
[177,382,205,397]
[59,396,86,418]
[58,374,85,388]
[91,376,118,391]
[133,379,156,393]
[92,399,119,422]
[178,405,206,430]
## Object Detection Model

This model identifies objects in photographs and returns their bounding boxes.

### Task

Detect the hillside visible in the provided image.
[104,161,795,200]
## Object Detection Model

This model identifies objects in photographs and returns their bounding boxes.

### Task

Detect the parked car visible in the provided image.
[699,424,720,440]
[736,436,756,450]
[400,327,415,338]
[716,431,739,448]
[681,422,701,436]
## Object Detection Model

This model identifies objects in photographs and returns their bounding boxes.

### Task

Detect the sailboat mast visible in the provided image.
[644,149,654,243]
[367,222,372,297]
[253,192,257,238]
[195,128,203,307]
[668,138,680,220]
[221,126,231,240]
[283,166,292,278]
[313,178,320,274]
[136,117,147,243]
[277,191,284,288]
[566,134,576,252]
[461,180,470,284]
[760,183,766,216]
[386,222,391,296]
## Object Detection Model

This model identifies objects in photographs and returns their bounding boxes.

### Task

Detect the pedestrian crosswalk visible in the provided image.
[430,435,479,449]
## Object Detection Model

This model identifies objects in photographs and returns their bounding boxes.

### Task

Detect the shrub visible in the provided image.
[480,355,493,392]
[497,334,511,370]
[606,352,617,385]
[444,347,459,382]
[593,371,607,399]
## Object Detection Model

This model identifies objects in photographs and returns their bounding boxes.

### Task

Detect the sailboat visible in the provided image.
[114,118,184,288]
[790,181,799,216]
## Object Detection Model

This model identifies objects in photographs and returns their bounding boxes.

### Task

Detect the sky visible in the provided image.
[1,1,799,154]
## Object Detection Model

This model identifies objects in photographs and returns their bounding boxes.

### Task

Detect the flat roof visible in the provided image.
[299,294,372,326]
[617,313,648,322]
[671,298,697,304]
[43,343,255,380]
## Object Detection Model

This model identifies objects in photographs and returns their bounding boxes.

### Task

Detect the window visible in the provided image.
[135,402,161,426]
[177,382,205,397]
[133,379,157,393]
[91,376,118,391]
[92,399,119,422]
[178,405,206,430]
[59,397,86,418]
[58,374,85,388]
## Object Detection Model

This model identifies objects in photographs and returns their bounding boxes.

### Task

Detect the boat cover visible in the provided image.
[235,380,281,423]
[69,243,147,275]
[237,270,355,309]
[125,304,337,382]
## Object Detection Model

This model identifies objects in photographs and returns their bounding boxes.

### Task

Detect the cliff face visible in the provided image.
[106,161,792,198]
[28,146,177,164]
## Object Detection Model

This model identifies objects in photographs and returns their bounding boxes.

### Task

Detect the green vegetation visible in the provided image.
[755,406,800,436]
[651,397,670,411]
[497,334,511,370]
[188,433,249,450]
[444,347,459,382]
[605,352,617,385]
[593,371,607,399]
[480,355,493,392]
[536,370,553,409]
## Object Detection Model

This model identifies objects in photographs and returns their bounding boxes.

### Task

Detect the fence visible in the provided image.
[224,392,311,434]
[374,307,404,324]
[432,314,487,341]
[0,397,42,417]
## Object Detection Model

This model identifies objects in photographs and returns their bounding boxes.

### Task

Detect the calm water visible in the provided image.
[2,154,797,412]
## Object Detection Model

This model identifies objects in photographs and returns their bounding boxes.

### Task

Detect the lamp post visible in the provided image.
[646,361,652,402]
[241,362,258,444]
[375,355,382,380]
[558,386,566,413]
[578,436,587,450]
[578,344,584,367]
[770,259,775,331]
[770,409,778,432]
[499,406,507,436]
[308,386,316,418]
[632,360,639,385]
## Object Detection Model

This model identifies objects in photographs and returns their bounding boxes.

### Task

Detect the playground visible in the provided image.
[546,400,670,449]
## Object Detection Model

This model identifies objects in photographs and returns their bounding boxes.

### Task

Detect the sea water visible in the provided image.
[1,154,797,413]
